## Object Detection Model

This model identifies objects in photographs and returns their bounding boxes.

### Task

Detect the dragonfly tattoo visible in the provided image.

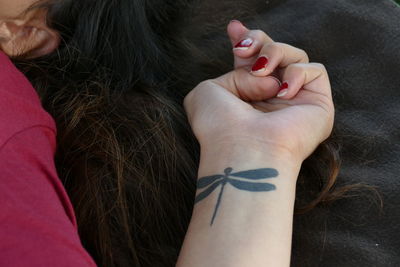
[195,167,279,226]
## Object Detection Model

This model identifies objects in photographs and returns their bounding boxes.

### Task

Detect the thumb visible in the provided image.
[227,20,254,68]
[227,20,249,46]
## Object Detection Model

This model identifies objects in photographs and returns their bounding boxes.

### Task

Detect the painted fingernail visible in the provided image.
[251,56,269,72]
[277,82,289,97]
[234,38,253,50]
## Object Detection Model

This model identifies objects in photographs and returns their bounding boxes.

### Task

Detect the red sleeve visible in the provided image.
[0,52,96,266]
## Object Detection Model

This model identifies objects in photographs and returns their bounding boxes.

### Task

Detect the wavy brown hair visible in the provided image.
[13,0,372,266]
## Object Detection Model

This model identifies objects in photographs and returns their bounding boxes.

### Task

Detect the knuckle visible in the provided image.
[297,48,307,55]
[286,62,306,73]
[261,42,281,57]
[252,29,264,35]
[252,29,267,39]
[266,41,280,51]
[310,62,327,72]
[313,63,329,77]
[297,48,309,61]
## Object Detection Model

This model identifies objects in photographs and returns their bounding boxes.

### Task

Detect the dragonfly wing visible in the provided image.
[197,174,224,188]
[195,180,223,204]
[228,178,276,192]
[230,168,278,180]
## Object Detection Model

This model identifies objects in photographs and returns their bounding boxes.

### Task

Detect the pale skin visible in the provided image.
[177,20,334,266]
[0,2,335,265]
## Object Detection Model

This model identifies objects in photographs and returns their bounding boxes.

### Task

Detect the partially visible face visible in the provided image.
[0,0,60,58]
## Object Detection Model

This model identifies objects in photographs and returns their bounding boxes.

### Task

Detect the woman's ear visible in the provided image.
[0,9,60,58]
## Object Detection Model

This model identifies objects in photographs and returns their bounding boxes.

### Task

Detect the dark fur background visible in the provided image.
[177,0,400,266]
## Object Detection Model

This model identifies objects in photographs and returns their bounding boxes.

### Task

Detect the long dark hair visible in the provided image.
[14,0,357,266]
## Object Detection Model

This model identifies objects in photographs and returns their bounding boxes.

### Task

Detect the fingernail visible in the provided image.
[235,38,253,49]
[234,38,253,50]
[251,56,268,72]
[277,82,289,97]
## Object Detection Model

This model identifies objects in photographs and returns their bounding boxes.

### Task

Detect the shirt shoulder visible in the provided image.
[0,52,56,147]
[0,126,96,266]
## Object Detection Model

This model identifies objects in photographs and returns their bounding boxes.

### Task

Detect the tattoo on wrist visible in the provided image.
[195,167,279,226]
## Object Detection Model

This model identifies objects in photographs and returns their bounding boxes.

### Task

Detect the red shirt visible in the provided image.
[0,52,96,266]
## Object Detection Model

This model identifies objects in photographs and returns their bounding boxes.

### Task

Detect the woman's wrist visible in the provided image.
[198,139,303,182]
[177,140,303,267]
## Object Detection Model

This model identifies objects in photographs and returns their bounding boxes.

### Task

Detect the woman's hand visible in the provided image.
[179,21,331,266]
[184,20,334,163]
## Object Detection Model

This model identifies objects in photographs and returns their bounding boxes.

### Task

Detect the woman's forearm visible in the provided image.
[177,141,302,267]
[180,20,333,267]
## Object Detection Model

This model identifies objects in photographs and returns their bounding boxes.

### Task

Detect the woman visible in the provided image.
[0,0,337,266]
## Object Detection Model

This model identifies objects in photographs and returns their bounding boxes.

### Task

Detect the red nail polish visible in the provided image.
[280,82,289,90]
[234,38,253,48]
[251,56,268,72]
